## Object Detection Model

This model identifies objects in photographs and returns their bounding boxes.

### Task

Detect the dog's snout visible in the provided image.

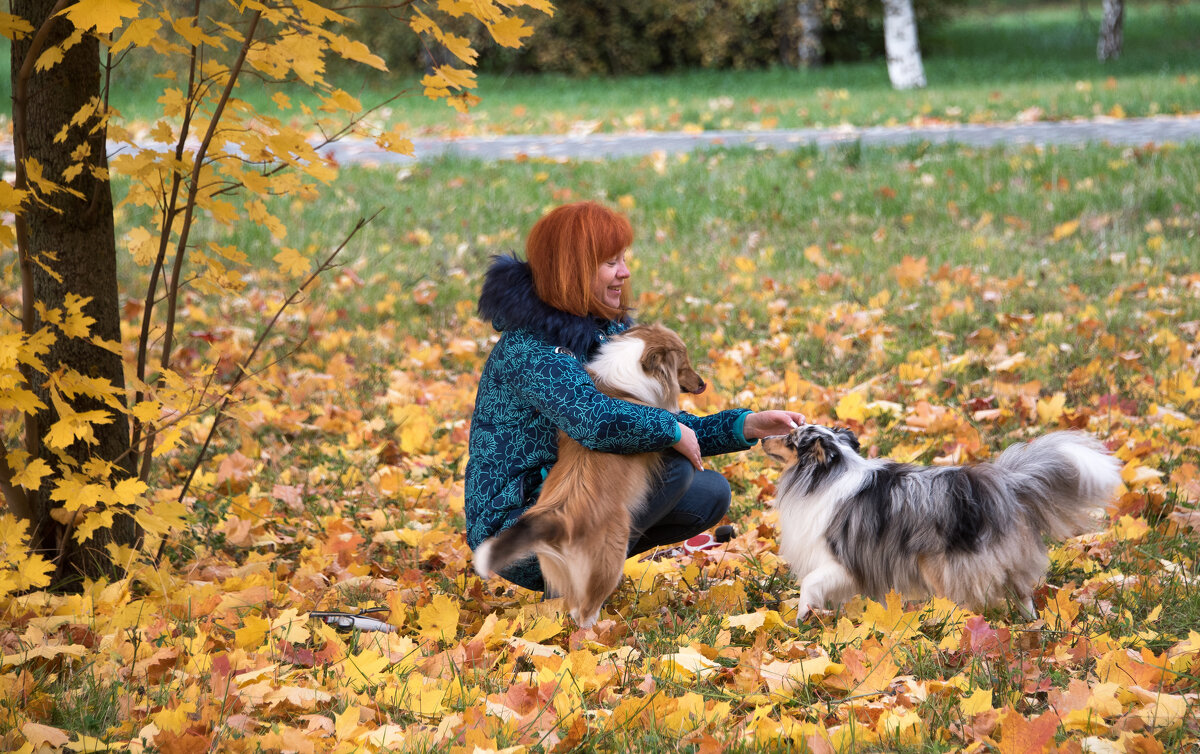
[692,378,706,394]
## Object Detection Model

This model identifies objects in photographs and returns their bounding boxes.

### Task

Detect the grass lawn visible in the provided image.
[1,2,1196,137]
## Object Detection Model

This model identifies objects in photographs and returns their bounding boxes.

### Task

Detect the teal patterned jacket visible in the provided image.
[465,255,753,589]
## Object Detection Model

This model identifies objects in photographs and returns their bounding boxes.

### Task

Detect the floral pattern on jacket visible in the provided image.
[464,255,753,589]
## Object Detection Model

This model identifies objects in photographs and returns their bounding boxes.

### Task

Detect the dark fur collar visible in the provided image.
[478,254,628,359]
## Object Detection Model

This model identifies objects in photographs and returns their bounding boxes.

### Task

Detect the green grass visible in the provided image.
[131,139,1198,365]
[1,2,1196,136]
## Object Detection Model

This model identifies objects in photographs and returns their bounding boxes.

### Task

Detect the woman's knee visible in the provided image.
[692,470,731,527]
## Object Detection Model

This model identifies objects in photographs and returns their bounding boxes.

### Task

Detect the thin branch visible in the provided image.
[139,9,262,482]
[160,10,263,375]
[156,211,379,565]
[132,0,203,469]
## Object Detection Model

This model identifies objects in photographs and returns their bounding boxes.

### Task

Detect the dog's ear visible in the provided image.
[640,342,675,384]
[833,427,861,452]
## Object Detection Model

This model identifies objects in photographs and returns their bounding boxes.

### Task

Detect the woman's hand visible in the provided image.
[742,410,807,441]
[674,423,703,470]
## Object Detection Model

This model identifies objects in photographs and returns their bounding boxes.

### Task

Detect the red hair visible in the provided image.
[525,201,633,319]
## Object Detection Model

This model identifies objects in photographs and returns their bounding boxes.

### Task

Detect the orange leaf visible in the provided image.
[891,255,928,288]
[994,708,1060,754]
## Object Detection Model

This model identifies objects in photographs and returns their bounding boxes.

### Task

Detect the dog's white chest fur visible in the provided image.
[588,336,677,411]
[776,495,836,579]
[776,462,871,573]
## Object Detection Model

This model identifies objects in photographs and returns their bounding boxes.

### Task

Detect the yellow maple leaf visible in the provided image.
[960,688,994,717]
[725,610,793,634]
[110,16,160,52]
[73,508,115,543]
[44,405,114,449]
[658,646,721,679]
[125,226,157,265]
[340,648,391,689]
[59,0,140,34]
[438,32,477,66]
[521,615,564,643]
[835,391,867,423]
[417,594,460,642]
[274,247,310,277]
[1052,219,1080,242]
[891,254,928,288]
[1040,584,1080,630]
[15,553,54,590]
[1036,392,1066,425]
[0,11,34,40]
[334,707,365,741]
[34,45,64,72]
[394,404,434,455]
[10,457,51,490]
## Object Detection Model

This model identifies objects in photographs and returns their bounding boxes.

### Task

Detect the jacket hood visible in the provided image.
[478,254,627,359]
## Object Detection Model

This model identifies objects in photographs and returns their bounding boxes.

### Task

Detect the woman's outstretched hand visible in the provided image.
[742,411,807,441]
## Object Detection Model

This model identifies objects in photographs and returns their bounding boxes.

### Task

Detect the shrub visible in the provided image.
[341,0,962,77]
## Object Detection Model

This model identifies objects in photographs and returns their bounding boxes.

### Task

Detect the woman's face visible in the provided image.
[592,249,631,312]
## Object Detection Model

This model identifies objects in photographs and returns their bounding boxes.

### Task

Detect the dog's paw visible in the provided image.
[796,604,837,625]
[572,609,600,630]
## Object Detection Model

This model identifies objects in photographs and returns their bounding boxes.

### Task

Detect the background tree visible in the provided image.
[1097,0,1124,60]
[883,0,927,89]
[796,0,823,68]
[1,0,548,589]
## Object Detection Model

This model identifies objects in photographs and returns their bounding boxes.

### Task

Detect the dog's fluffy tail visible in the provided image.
[473,511,564,580]
[992,431,1122,539]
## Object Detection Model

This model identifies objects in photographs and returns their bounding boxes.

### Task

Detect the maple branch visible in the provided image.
[157,211,380,565]
[161,9,262,371]
[132,0,204,471]
[138,8,262,483]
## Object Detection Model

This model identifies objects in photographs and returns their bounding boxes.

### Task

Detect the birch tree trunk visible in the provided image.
[1097,0,1124,61]
[796,0,823,68]
[883,0,926,90]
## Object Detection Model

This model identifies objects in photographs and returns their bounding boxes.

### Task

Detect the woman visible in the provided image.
[465,201,803,592]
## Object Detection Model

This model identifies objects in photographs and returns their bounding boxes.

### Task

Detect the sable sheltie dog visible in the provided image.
[473,324,706,628]
[763,426,1122,619]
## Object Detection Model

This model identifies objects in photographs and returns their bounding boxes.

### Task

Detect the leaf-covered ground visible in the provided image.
[4,141,1200,752]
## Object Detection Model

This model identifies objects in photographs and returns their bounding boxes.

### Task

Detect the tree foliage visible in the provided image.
[1,0,549,586]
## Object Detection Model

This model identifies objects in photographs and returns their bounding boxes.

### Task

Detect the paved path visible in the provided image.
[324,114,1200,164]
[3,115,1197,166]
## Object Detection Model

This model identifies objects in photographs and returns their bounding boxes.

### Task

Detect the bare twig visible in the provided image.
[155,211,380,566]
[138,9,262,482]
[132,0,204,475]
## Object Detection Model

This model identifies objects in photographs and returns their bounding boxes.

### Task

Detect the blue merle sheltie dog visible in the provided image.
[763,426,1121,619]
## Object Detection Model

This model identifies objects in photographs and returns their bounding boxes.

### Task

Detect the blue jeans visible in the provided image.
[497,451,732,592]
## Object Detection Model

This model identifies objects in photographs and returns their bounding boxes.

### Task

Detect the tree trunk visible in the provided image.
[883,0,926,90]
[1097,0,1124,61]
[796,0,823,68]
[11,0,140,585]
